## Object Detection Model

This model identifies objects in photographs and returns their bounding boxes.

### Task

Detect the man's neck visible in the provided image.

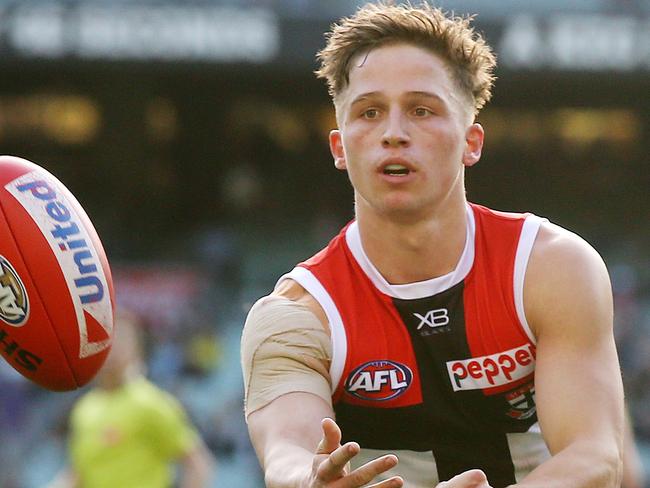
[356,198,469,285]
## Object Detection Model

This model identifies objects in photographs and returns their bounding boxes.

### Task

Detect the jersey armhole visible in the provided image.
[514,216,547,345]
[278,267,348,393]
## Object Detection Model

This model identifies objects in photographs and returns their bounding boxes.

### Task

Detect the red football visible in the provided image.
[0,155,114,391]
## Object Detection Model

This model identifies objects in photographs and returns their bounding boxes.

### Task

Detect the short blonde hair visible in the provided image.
[315,1,497,115]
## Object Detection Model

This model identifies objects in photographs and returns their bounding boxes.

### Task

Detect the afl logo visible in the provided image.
[0,255,29,326]
[345,360,412,401]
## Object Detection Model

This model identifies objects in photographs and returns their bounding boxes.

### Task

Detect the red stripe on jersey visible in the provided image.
[300,226,423,408]
[463,205,536,395]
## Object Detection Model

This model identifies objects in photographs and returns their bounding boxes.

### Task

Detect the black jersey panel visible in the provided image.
[432,433,516,488]
[334,281,526,485]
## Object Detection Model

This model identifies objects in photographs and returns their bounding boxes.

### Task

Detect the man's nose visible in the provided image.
[381,111,410,148]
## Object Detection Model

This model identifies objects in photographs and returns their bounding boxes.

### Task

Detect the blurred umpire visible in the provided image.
[49,308,215,488]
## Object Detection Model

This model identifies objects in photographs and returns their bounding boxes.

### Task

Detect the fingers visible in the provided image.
[317,448,400,486]
[313,418,403,487]
[341,455,400,487]
[367,475,404,488]
[316,417,343,455]
[316,442,360,480]
[437,469,491,488]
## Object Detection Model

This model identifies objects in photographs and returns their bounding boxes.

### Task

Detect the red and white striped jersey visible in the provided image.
[279,203,551,487]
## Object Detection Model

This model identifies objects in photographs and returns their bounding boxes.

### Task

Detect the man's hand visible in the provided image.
[436,470,492,488]
[307,418,403,488]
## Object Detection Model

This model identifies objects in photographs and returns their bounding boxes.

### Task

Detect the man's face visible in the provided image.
[330,43,483,221]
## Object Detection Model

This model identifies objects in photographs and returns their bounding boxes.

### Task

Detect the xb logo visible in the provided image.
[414,308,449,330]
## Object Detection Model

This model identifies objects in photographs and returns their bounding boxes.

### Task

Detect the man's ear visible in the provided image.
[329,130,347,170]
[463,123,484,167]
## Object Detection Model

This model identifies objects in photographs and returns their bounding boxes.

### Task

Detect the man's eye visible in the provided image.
[363,109,379,119]
[414,107,432,116]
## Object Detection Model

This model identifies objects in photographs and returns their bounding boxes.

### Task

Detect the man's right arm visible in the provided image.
[250,391,404,487]
[248,391,334,486]
[241,288,402,488]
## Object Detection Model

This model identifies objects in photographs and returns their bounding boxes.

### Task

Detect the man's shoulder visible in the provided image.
[246,284,328,335]
[246,293,306,328]
[525,221,611,337]
[248,277,329,328]
[532,221,605,270]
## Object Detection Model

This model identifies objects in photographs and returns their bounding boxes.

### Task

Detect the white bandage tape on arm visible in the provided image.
[241,295,333,419]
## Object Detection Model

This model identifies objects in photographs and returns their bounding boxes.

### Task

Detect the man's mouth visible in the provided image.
[383,164,411,176]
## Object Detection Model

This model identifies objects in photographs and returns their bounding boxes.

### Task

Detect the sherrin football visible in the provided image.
[0,155,114,391]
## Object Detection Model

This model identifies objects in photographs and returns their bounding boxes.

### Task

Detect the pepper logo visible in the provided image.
[447,344,536,392]
[0,255,29,327]
[345,360,412,401]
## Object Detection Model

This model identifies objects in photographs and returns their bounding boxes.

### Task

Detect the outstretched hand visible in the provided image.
[436,469,492,488]
[308,418,403,487]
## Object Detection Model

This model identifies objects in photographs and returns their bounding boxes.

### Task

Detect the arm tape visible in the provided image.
[241,295,333,419]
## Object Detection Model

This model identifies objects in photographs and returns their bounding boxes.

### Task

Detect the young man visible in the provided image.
[241,3,624,487]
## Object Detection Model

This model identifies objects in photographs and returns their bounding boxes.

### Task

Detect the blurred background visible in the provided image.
[0,0,648,486]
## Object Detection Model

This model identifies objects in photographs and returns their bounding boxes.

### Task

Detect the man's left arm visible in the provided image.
[514,223,624,487]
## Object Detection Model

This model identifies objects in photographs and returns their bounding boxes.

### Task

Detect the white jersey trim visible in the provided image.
[528,421,542,434]
[344,204,476,300]
[278,267,347,393]
[513,216,547,345]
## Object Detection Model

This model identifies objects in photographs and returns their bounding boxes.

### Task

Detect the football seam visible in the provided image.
[0,189,81,388]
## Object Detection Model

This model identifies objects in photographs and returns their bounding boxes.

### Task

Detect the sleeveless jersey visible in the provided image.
[279,203,550,487]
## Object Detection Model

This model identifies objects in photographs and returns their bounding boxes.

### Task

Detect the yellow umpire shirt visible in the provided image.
[69,376,199,488]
